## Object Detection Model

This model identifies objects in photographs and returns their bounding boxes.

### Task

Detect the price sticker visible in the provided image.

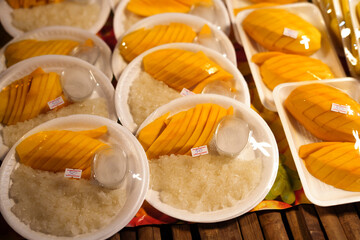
[331,103,348,114]
[48,96,65,110]
[283,28,298,39]
[180,88,195,97]
[64,168,82,179]
[191,145,209,157]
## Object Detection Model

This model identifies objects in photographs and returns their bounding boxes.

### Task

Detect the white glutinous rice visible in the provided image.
[128,71,181,126]
[10,164,127,237]
[11,2,100,32]
[149,154,262,213]
[2,98,109,147]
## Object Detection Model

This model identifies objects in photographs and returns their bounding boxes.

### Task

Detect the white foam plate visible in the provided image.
[0,55,117,159]
[0,26,113,80]
[113,0,231,39]
[235,3,346,112]
[136,94,278,222]
[0,114,149,240]
[0,0,111,37]
[111,13,236,79]
[115,43,250,134]
[273,78,360,206]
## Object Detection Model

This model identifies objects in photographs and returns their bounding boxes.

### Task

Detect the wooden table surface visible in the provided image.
[1,15,360,240]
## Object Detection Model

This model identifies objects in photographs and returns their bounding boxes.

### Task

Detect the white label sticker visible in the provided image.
[64,168,82,179]
[48,96,65,110]
[191,145,209,157]
[180,88,195,97]
[331,103,348,114]
[283,28,298,39]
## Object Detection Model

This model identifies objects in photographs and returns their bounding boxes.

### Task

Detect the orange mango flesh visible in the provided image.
[299,142,360,191]
[143,48,234,93]
[0,67,66,126]
[242,8,321,55]
[285,84,360,142]
[5,39,83,67]
[252,52,335,90]
[120,23,196,62]
[138,103,234,160]
[126,0,213,17]
[16,126,109,179]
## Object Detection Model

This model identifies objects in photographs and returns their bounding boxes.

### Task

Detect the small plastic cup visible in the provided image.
[201,80,241,100]
[214,115,250,157]
[91,146,128,189]
[61,67,96,102]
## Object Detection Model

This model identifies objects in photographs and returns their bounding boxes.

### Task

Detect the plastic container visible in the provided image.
[137,94,278,222]
[273,78,360,206]
[0,0,111,37]
[111,13,236,78]
[0,55,117,159]
[0,26,113,79]
[235,3,346,111]
[113,0,231,38]
[114,43,250,133]
[0,114,149,240]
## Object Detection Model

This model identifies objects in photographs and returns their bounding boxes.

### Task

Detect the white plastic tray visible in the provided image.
[0,0,111,37]
[113,0,231,39]
[273,78,360,206]
[115,43,250,133]
[235,3,346,111]
[0,26,113,80]
[0,114,149,240]
[111,13,236,79]
[137,94,278,222]
[0,55,117,159]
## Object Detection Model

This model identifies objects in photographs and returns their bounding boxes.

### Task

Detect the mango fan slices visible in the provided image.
[0,67,68,126]
[284,84,360,142]
[15,126,109,179]
[299,142,360,192]
[5,39,94,67]
[120,23,197,62]
[242,8,321,55]
[126,0,213,17]
[142,48,234,93]
[252,52,334,90]
[138,103,233,159]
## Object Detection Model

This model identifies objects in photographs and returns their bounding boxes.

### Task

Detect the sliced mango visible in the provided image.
[242,8,321,55]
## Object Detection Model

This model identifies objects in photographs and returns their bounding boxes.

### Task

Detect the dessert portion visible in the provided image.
[4,39,94,67]
[284,84,360,142]
[299,142,360,192]
[138,103,262,212]
[252,52,334,90]
[126,0,213,17]
[9,126,127,236]
[242,8,321,55]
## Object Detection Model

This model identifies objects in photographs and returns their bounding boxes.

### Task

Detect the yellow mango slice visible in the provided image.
[285,84,360,142]
[234,3,279,16]
[177,103,212,154]
[198,24,212,38]
[146,111,186,159]
[242,8,321,55]
[143,49,234,92]
[0,86,10,123]
[138,112,170,151]
[16,127,109,179]
[2,82,18,125]
[251,51,284,64]
[126,0,191,17]
[299,142,360,191]
[5,39,79,67]
[253,52,335,90]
